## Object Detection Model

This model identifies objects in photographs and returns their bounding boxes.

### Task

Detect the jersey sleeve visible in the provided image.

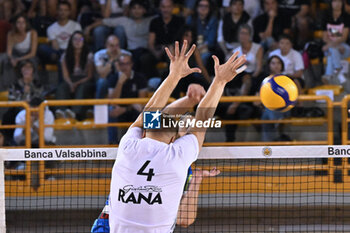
[173,134,199,167]
[122,127,143,140]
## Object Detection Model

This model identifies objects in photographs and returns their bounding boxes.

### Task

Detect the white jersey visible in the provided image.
[109,127,199,233]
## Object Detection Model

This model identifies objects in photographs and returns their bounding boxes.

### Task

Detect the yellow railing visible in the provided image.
[342,95,350,145]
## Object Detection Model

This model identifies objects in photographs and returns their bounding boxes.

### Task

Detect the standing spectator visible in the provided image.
[278,0,313,50]
[85,0,155,73]
[253,0,291,51]
[218,0,250,60]
[233,24,263,94]
[322,0,350,84]
[186,0,218,67]
[269,34,304,92]
[55,31,94,120]
[0,14,38,88]
[37,1,82,65]
[94,35,131,98]
[107,53,148,144]
[13,97,55,147]
[147,0,185,75]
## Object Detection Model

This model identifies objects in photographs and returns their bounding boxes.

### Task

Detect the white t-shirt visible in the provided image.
[269,49,305,77]
[109,127,199,233]
[99,0,130,15]
[233,42,261,73]
[47,20,82,50]
[93,48,131,67]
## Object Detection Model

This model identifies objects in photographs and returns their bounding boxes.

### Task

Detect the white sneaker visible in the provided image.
[337,73,347,84]
[55,109,65,119]
[65,109,76,119]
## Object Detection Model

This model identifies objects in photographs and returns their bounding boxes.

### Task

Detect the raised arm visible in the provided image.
[189,52,247,151]
[130,41,201,128]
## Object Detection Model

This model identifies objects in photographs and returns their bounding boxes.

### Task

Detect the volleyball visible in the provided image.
[260,75,298,112]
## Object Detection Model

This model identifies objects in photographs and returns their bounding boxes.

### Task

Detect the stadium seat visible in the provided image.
[38,37,49,44]
[307,85,343,95]
[313,30,323,39]
[45,64,58,72]
[0,91,8,101]
[75,118,94,129]
[54,118,76,130]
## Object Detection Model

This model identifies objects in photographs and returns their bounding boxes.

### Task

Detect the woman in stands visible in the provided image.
[55,31,94,120]
[0,14,38,88]
[322,0,350,84]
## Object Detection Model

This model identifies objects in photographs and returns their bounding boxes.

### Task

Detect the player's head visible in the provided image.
[145,112,179,144]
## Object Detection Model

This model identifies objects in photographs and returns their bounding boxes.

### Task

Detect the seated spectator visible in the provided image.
[171,26,211,98]
[0,14,38,88]
[55,31,94,120]
[107,53,148,144]
[0,0,25,21]
[259,55,289,142]
[269,34,304,92]
[222,0,262,20]
[233,24,263,94]
[85,0,155,74]
[186,0,218,67]
[218,0,250,60]
[147,0,185,76]
[94,34,131,98]
[253,0,291,51]
[27,0,77,19]
[90,0,131,51]
[2,60,43,143]
[278,0,313,50]
[37,1,82,65]
[322,0,350,84]
[14,97,55,147]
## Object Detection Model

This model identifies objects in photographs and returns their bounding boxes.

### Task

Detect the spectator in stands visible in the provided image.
[269,34,304,92]
[13,97,55,147]
[85,0,155,74]
[107,52,148,144]
[278,0,313,50]
[55,31,94,120]
[233,24,263,94]
[0,0,25,21]
[260,55,289,142]
[37,1,82,65]
[218,0,250,60]
[322,0,350,84]
[147,0,185,76]
[90,0,131,51]
[172,26,211,98]
[253,0,291,51]
[94,34,131,98]
[2,60,43,144]
[222,0,262,20]
[27,0,77,19]
[186,0,218,67]
[0,14,38,88]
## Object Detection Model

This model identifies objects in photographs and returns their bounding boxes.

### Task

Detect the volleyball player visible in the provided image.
[108,41,246,232]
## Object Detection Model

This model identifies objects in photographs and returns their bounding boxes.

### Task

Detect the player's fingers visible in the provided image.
[165,47,174,61]
[233,56,247,71]
[175,41,180,57]
[189,67,202,74]
[235,65,247,74]
[185,44,196,58]
[212,55,220,69]
[227,51,240,63]
[181,40,188,56]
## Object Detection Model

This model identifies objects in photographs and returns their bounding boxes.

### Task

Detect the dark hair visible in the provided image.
[58,0,71,9]
[176,25,197,45]
[65,31,90,74]
[193,0,216,23]
[330,0,345,13]
[230,0,244,5]
[268,55,285,73]
[238,24,252,36]
[29,97,43,107]
[278,34,293,43]
[129,0,147,9]
[11,13,31,33]
[18,60,35,77]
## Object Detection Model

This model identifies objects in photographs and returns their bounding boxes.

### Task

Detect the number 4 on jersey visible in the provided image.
[137,160,155,181]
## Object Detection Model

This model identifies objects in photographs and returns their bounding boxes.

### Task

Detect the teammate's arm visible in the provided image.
[130,41,201,128]
[188,52,246,151]
[176,168,220,227]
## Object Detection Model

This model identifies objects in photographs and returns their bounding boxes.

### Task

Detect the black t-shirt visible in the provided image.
[222,11,250,43]
[253,11,291,43]
[149,15,185,46]
[108,72,147,98]
[322,11,350,43]
[278,0,311,17]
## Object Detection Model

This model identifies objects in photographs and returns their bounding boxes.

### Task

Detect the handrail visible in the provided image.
[341,95,350,145]
[38,95,333,147]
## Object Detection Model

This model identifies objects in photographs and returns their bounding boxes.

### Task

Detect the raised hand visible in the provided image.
[193,167,221,180]
[165,40,202,79]
[212,51,247,84]
[186,84,206,104]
